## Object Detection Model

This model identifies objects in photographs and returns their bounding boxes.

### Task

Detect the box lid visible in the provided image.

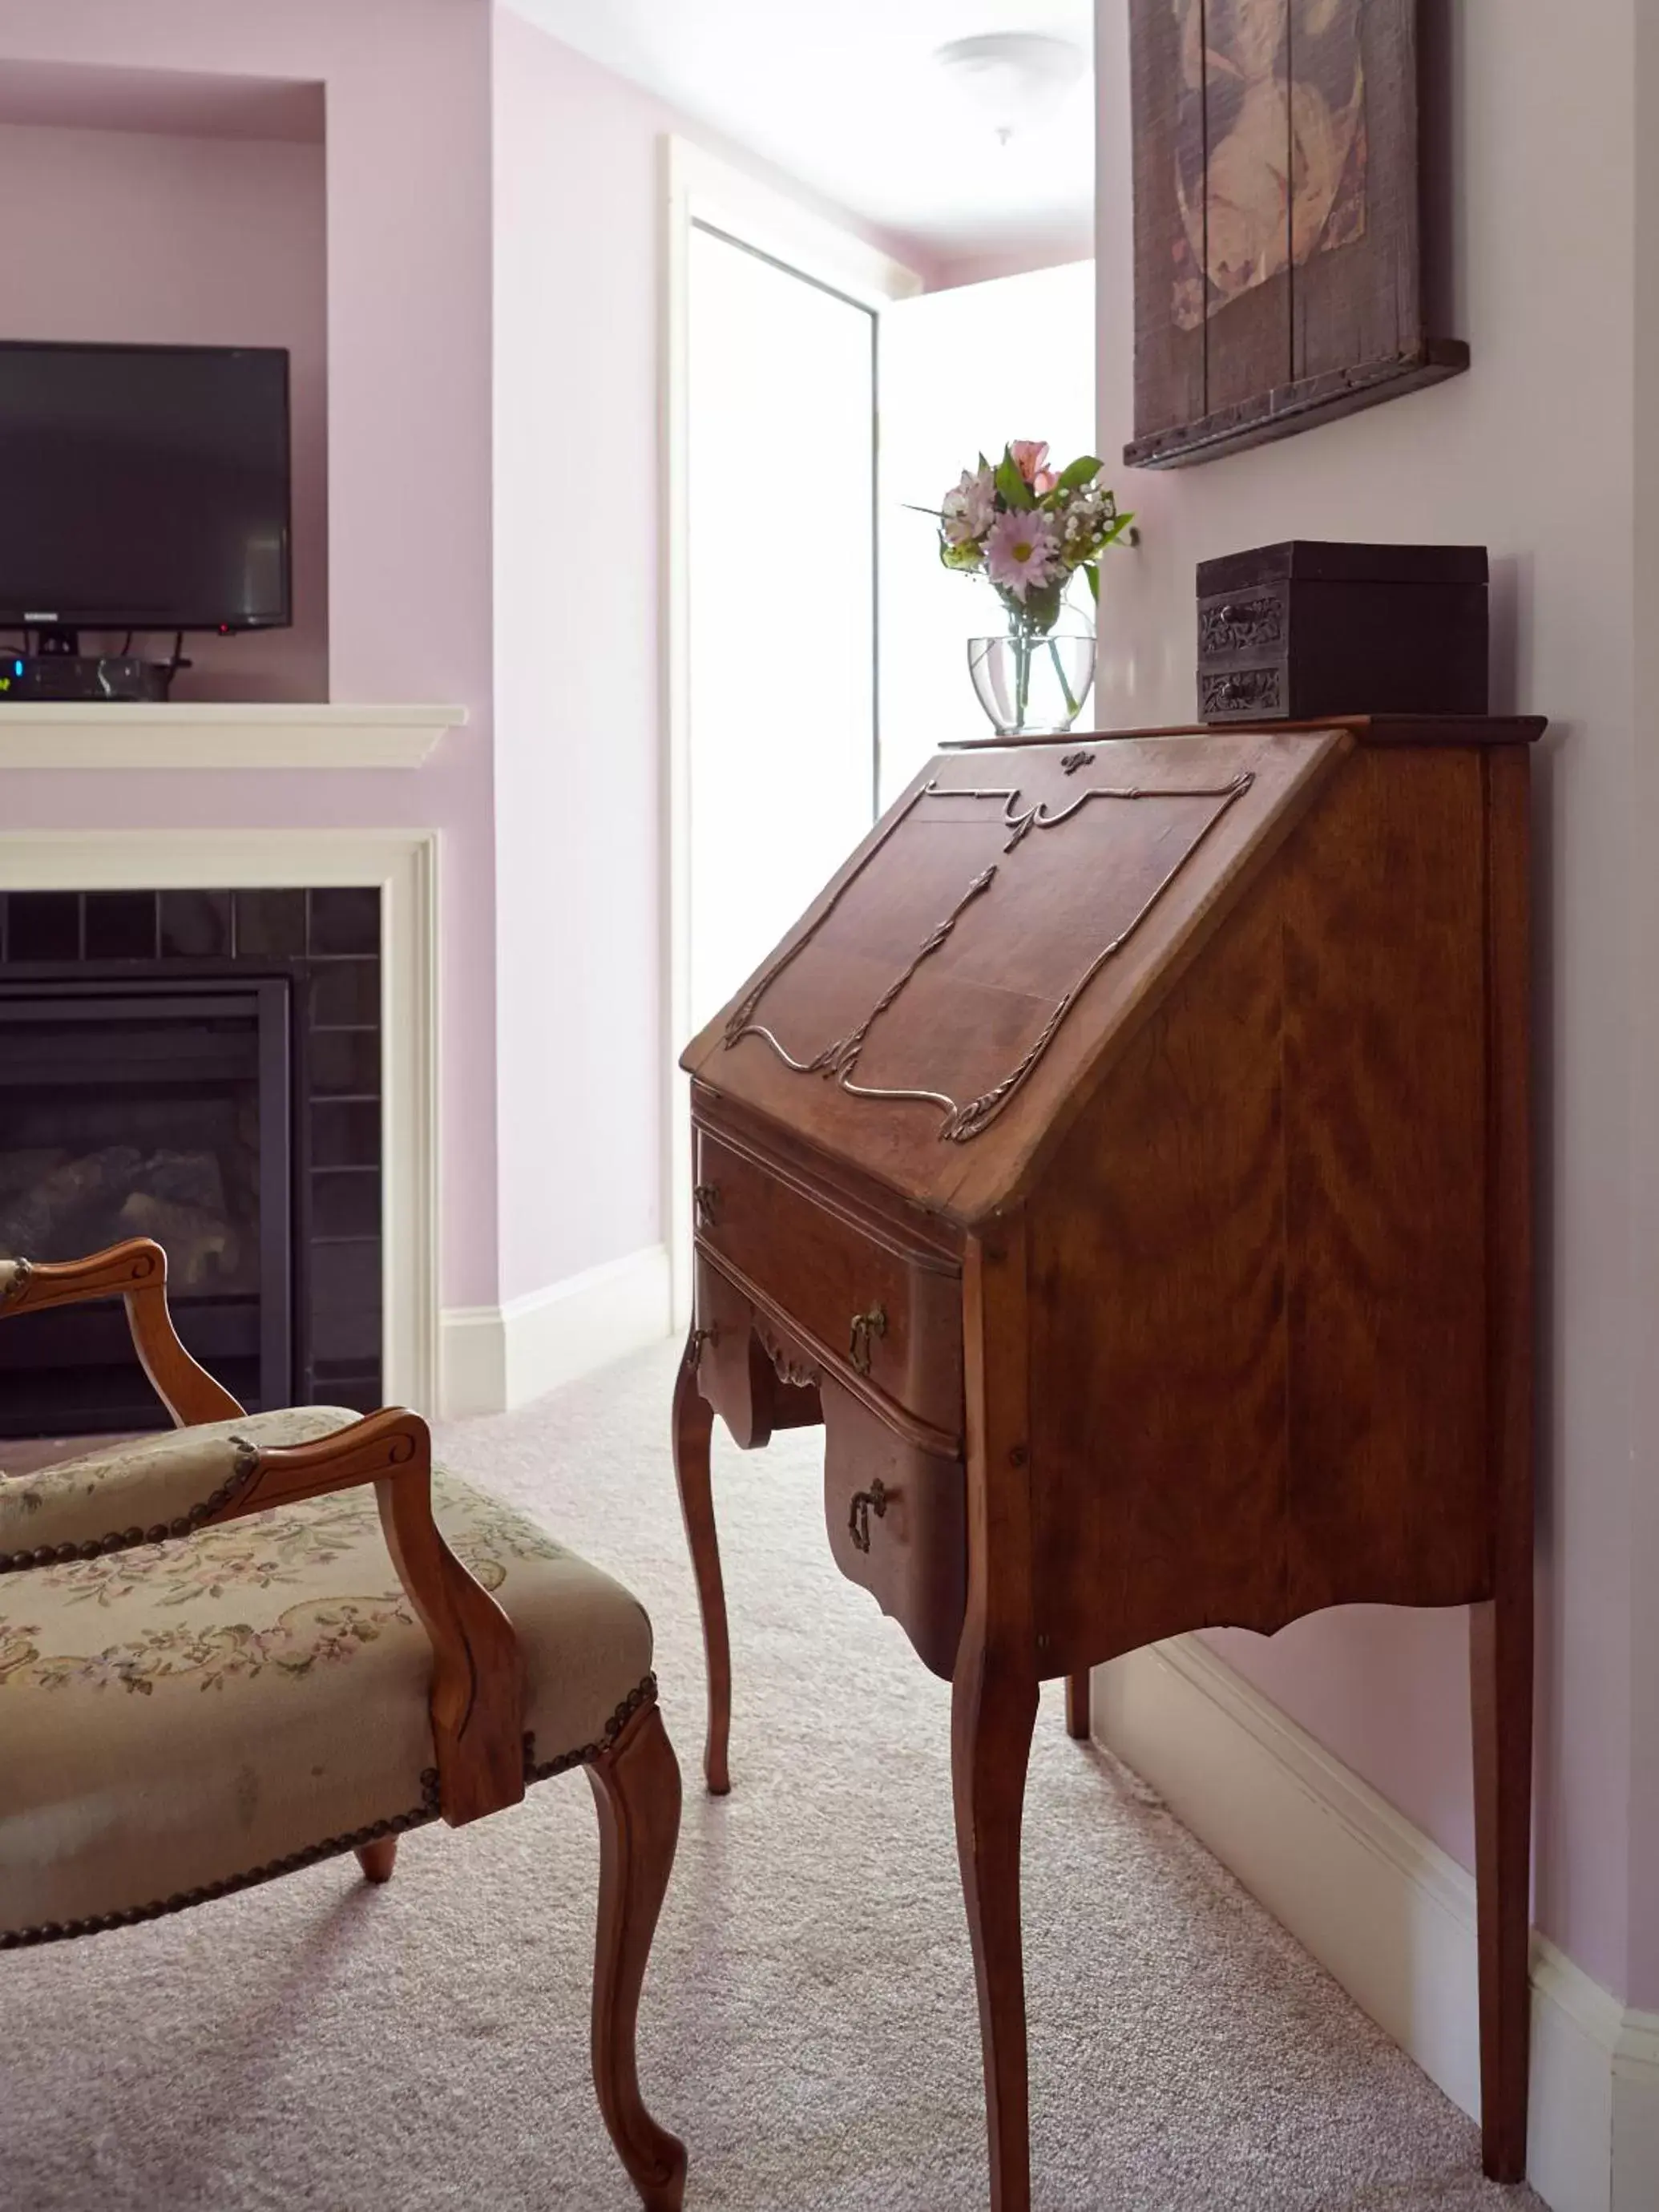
[1197,541,1489,592]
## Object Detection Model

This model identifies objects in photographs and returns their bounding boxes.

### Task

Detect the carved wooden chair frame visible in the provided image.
[1,1237,686,2211]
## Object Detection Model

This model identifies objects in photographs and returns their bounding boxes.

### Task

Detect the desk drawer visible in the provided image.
[821,1376,965,1680]
[692,1251,821,1449]
[692,1125,963,1445]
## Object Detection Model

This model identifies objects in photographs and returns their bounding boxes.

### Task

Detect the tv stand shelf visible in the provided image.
[0,703,465,772]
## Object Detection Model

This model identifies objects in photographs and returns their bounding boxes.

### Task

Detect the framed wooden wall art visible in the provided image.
[1125,0,1465,468]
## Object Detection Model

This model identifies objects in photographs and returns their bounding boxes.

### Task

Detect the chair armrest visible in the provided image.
[223,1411,527,1826]
[0,1419,292,1562]
[0,1396,527,1830]
[0,1239,244,1427]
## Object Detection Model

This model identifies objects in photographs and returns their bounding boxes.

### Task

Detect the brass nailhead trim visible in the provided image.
[2,1674,661,1951]
[0,1438,261,1577]
[2,1770,443,1951]
[523,1672,658,1784]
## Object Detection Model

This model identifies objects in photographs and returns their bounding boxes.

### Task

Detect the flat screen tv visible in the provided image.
[0,340,292,636]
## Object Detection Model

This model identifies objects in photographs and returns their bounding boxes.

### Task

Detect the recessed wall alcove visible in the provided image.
[0,59,329,702]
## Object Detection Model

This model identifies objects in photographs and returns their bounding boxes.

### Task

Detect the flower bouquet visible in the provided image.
[926,441,1133,735]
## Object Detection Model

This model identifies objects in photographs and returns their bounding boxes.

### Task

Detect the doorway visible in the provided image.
[664,147,1096,1326]
[664,143,921,1320]
[684,223,879,1033]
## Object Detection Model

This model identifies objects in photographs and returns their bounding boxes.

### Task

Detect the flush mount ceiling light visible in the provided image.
[933,31,1088,143]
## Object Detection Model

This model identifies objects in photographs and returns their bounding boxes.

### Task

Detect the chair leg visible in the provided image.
[356,1838,398,1883]
[587,1700,688,2212]
[672,1331,732,1794]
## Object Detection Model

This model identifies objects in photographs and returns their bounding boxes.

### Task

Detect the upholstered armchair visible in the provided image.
[0,1238,686,2212]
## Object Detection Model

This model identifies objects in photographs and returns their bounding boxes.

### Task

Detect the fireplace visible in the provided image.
[0,887,384,1439]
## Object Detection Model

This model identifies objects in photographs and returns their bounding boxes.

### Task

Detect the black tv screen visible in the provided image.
[0,341,292,633]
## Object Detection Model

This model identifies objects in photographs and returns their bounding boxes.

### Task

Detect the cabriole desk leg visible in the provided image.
[955,1629,1039,2212]
[955,1224,1040,2212]
[1471,1588,1532,2181]
[672,1329,732,1796]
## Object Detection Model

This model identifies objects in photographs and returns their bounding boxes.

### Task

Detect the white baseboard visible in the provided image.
[1092,1636,1659,2212]
[439,1243,672,1418]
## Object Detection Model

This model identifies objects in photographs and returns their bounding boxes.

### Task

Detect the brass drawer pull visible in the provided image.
[849,1478,890,1554]
[688,1323,720,1372]
[848,1303,887,1375]
[692,1183,721,1230]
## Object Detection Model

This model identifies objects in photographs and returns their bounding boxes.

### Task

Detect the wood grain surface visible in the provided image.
[676,716,1543,2204]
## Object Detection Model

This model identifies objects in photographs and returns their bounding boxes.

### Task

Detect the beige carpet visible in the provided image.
[2,1340,1544,2211]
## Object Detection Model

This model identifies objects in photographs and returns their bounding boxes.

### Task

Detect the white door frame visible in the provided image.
[660,136,922,1329]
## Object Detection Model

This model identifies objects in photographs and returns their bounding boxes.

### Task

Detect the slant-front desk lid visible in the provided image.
[680,720,1539,1229]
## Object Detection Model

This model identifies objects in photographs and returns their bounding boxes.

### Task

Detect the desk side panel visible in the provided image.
[1029,745,1493,1670]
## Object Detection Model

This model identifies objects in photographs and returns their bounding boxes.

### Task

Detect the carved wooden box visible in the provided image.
[1197,541,1489,724]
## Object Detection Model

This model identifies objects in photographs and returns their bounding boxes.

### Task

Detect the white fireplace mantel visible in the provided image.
[0,701,466,771]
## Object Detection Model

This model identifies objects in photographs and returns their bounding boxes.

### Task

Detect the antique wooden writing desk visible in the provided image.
[675,717,1542,2210]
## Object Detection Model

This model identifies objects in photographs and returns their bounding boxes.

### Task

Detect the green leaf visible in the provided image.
[1020,579,1064,635]
[1085,563,1100,604]
[1056,454,1104,493]
[995,451,1035,511]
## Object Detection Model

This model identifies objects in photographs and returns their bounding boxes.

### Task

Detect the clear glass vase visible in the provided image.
[967,625,1096,738]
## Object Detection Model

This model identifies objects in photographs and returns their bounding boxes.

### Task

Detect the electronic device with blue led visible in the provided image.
[0,339,292,704]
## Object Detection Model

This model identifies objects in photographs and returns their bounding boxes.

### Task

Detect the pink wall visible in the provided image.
[1628,0,1659,2011]
[487,4,937,1305]
[0,10,501,1314]
[1096,0,1646,2002]
[931,231,1096,292]
[0,4,938,1323]
[490,6,664,1302]
[0,119,329,701]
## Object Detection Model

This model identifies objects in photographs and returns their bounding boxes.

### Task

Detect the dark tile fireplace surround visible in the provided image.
[0,887,383,1439]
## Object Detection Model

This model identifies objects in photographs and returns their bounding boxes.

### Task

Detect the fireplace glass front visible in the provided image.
[0,980,293,1435]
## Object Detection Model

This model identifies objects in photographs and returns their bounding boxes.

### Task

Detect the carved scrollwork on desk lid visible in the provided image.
[1060,749,1096,774]
[722,769,1256,1145]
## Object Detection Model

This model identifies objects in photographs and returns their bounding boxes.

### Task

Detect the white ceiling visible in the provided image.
[509,0,1096,268]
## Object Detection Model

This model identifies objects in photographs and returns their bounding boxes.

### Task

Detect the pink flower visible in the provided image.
[1010,439,1057,494]
[986,507,1060,602]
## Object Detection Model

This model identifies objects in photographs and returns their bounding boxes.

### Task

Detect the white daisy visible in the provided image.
[986,507,1060,601]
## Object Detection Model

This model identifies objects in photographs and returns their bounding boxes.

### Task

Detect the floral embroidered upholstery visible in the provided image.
[0,1413,653,1941]
[0,1409,341,1565]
